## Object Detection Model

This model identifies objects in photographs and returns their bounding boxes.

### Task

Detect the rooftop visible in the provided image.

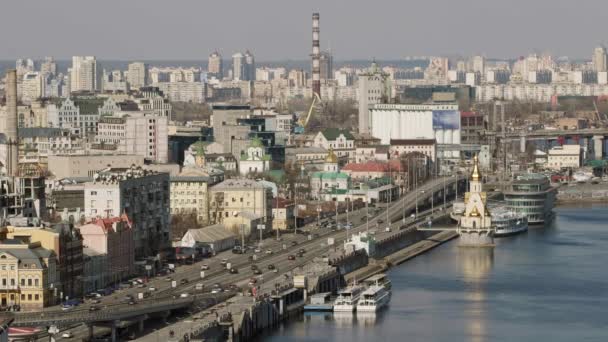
[321,128,355,141]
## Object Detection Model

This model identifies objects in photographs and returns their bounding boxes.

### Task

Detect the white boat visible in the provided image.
[363,273,392,291]
[356,285,391,312]
[333,285,365,312]
[572,171,593,183]
[490,206,528,237]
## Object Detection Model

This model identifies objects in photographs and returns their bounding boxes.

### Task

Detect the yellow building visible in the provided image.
[170,167,210,225]
[0,238,58,311]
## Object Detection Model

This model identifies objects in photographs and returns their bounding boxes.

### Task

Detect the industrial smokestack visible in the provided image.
[312,12,321,98]
[5,69,18,177]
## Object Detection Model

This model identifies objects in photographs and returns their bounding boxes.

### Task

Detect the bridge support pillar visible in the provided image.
[87,324,94,340]
[593,135,604,160]
[111,321,118,342]
[138,318,145,332]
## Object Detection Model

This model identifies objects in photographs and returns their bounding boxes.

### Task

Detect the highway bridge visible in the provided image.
[0,176,465,341]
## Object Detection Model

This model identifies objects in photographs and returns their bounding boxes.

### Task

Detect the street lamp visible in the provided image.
[317,207,322,228]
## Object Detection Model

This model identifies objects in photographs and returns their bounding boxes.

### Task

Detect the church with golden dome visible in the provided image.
[310,148,351,200]
[458,155,495,246]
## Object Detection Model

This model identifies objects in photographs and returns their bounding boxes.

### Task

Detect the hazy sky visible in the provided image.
[1,0,607,60]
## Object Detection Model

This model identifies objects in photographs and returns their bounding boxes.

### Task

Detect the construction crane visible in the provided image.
[297,92,322,130]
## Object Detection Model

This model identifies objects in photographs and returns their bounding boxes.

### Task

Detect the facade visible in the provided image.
[70,56,98,92]
[239,138,270,176]
[389,139,436,161]
[547,144,581,170]
[458,157,494,246]
[84,168,170,258]
[47,96,119,136]
[369,102,461,158]
[127,62,148,89]
[354,145,389,163]
[358,61,390,134]
[170,167,210,225]
[179,224,236,253]
[212,104,251,155]
[95,113,168,163]
[285,146,327,165]
[460,111,487,145]
[79,215,135,290]
[209,178,273,230]
[593,46,607,72]
[21,72,44,104]
[0,238,57,311]
[313,128,355,161]
[5,224,83,302]
[155,82,206,103]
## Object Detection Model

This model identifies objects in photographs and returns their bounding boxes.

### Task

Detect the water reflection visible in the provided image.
[332,312,355,326]
[458,247,494,342]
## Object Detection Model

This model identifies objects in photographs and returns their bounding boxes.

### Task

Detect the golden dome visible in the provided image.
[471,154,481,181]
[325,148,338,163]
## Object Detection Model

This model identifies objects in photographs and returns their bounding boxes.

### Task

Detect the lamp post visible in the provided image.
[317,207,322,228]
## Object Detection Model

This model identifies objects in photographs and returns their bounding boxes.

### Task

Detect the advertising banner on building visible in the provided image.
[432,110,460,130]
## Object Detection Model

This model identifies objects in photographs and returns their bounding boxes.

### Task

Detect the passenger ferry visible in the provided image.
[333,285,365,312]
[356,285,391,312]
[363,273,392,291]
[490,206,528,237]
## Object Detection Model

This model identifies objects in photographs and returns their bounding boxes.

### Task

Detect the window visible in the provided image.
[21,279,25,286]
[10,279,15,286]
[21,294,25,300]
[35,294,39,301]
[28,279,32,286]
[2,279,5,286]
[28,294,32,301]
[34,279,39,287]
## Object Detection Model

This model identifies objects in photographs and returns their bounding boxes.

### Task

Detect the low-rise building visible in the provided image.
[170,167,210,225]
[271,198,295,231]
[0,235,58,310]
[355,145,389,163]
[547,144,582,170]
[313,128,356,162]
[47,155,145,179]
[389,139,436,162]
[285,146,327,165]
[179,224,236,253]
[310,150,351,200]
[239,138,270,176]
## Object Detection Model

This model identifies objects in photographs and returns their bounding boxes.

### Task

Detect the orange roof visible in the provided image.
[89,213,132,233]
[342,160,405,173]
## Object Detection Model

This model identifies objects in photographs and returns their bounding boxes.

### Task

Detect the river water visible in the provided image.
[257,204,608,342]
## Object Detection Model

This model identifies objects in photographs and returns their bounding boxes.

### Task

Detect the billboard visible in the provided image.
[432,110,460,130]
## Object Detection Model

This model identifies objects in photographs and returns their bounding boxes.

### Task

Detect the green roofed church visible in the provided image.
[310,148,351,199]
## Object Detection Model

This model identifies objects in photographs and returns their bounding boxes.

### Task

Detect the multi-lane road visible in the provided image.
[25,176,461,341]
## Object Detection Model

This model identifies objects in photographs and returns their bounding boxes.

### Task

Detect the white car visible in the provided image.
[148,287,157,291]
[61,332,73,338]
[200,264,209,270]
[254,248,261,253]
[180,293,189,298]
[211,288,222,294]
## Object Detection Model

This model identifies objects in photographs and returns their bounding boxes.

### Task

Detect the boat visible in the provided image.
[503,173,557,225]
[363,273,392,291]
[490,206,528,237]
[304,292,333,312]
[356,285,391,312]
[572,170,593,183]
[333,285,365,312]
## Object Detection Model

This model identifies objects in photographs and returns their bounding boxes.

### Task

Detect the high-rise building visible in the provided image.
[127,62,148,89]
[40,56,57,76]
[244,50,255,81]
[319,51,333,80]
[593,46,607,72]
[358,61,390,134]
[21,72,45,103]
[208,51,223,78]
[232,52,245,81]
[16,59,34,78]
[472,55,485,74]
[70,56,98,92]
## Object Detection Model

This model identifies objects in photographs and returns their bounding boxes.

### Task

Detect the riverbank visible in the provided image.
[556,182,608,203]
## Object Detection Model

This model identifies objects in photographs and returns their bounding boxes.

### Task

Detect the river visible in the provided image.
[257,204,608,342]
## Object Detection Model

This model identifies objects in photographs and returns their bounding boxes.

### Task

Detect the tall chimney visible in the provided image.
[312,13,321,98]
[5,69,18,177]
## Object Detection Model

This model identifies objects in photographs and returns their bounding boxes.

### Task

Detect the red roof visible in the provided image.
[460,111,481,117]
[89,213,132,233]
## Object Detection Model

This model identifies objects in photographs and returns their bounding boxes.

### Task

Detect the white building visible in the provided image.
[312,128,356,161]
[155,82,206,103]
[547,144,581,170]
[369,103,461,158]
[84,168,171,258]
[70,56,98,92]
[127,62,148,89]
[593,46,607,72]
[95,112,168,163]
[21,72,44,104]
[389,139,436,161]
[358,61,390,134]
[47,97,119,137]
[238,138,270,176]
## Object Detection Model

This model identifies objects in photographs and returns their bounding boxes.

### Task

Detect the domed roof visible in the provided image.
[325,148,338,163]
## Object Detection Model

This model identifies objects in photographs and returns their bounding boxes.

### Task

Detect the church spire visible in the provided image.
[471,154,481,182]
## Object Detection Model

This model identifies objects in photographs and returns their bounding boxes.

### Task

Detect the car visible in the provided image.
[137,283,146,288]
[180,293,189,298]
[313,233,320,238]
[298,248,306,254]
[61,305,74,311]
[248,277,258,285]
[254,248,261,253]
[265,249,273,255]
[89,305,100,311]
[229,268,238,274]
[220,259,228,266]
[61,332,74,338]
[288,255,296,261]
[128,300,136,305]
[378,219,384,224]
[165,276,173,282]
[200,264,209,270]
[253,269,263,275]
[297,252,304,258]
[148,287,157,291]
[250,264,258,270]
[291,241,298,246]
[213,283,221,288]
[91,299,101,304]
[267,264,275,270]
[180,279,189,285]
[229,284,240,291]
[211,288,222,294]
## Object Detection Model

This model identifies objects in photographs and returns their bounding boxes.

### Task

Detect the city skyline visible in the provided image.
[1,0,608,60]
